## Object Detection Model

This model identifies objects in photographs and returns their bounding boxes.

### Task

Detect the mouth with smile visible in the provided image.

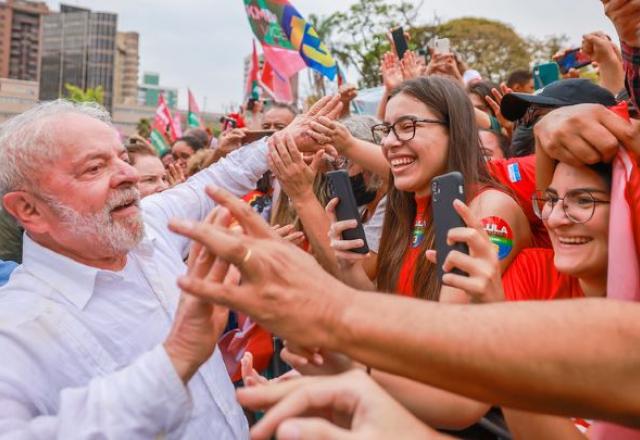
[555,235,593,247]
[389,155,417,174]
[110,198,140,216]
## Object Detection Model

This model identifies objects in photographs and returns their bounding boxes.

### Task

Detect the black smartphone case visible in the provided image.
[432,171,468,280]
[326,170,370,254]
[391,27,408,60]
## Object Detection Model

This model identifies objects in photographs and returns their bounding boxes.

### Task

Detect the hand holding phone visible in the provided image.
[326,170,369,254]
[432,171,468,280]
[556,48,592,74]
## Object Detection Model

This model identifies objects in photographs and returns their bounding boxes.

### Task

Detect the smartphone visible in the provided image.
[242,129,276,144]
[326,170,369,254]
[432,171,468,280]
[434,37,450,54]
[221,117,237,131]
[557,48,592,74]
[533,62,560,89]
[391,26,408,60]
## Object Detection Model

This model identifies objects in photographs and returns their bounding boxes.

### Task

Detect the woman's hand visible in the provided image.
[308,117,355,154]
[326,198,368,270]
[381,51,404,93]
[485,83,515,138]
[582,32,625,95]
[269,133,323,201]
[272,224,306,247]
[281,342,354,376]
[401,50,423,81]
[166,162,186,187]
[426,53,463,85]
[218,128,248,157]
[426,200,504,303]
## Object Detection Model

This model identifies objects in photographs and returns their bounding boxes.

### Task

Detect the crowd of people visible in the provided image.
[0,0,639,438]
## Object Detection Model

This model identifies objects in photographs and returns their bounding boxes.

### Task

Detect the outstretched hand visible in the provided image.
[168,186,354,350]
[237,370,448,440]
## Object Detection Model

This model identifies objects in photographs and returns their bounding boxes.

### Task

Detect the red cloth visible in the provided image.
[396,196,429,296]
[502,248,584,301]
[488,155,551,248]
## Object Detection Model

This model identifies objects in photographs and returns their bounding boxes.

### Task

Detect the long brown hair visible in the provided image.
[376,76,493,300]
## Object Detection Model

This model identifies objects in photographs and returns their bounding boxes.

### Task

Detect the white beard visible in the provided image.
[43,187,144,254]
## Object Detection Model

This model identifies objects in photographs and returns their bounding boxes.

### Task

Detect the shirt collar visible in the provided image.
[21,230,157,310]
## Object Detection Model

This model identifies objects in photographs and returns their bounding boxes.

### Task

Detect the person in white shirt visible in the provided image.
[0,96,342,439]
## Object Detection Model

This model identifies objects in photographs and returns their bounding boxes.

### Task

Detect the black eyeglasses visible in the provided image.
[532,189,610,224]
[371,116,447,144]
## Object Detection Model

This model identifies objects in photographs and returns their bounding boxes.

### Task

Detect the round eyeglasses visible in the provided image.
[532,189,610,224]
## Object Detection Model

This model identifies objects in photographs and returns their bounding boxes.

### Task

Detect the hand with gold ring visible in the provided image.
[168,185,355,350]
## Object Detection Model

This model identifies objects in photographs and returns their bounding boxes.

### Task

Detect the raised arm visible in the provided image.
[169,188,640,428]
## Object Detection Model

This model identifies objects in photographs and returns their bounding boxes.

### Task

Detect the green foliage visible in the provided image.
[305,1,569,90]
[526,34,570,65]
[317,0,423,88]
[136,118,151,139]
[413,17,531,83]
[64,83,105,105]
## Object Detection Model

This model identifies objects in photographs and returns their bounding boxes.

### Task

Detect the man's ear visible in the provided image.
[2,191,49,234]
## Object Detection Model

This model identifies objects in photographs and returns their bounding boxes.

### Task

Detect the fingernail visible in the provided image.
[278,422,301,440]
[312,353,324,365]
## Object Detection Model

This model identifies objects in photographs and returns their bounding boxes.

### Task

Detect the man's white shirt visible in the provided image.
[0,139,269,438]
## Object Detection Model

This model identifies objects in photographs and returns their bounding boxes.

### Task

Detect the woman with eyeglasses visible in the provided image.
[315,75,532,301]
[427,160,612,438]
[280,76,535,431]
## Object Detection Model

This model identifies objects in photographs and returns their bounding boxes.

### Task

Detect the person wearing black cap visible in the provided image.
[501,79,618,157]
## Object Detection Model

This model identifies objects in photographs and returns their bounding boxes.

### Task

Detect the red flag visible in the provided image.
[260,60,293,103]
[172,111,183,138]
[187,89,203,128]
[245,40,260,99]
[153,95,179,142]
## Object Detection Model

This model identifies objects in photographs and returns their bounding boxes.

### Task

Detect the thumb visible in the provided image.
[310,149,324,172]
[277,418,352,440]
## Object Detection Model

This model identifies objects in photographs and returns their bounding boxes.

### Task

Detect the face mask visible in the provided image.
[350,173,377,206]
[510,125,535,157]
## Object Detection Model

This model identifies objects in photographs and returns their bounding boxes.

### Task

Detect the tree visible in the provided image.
[327,0,423,88]
[64,84,105,105]
[413,17,531,83]
[526,34,570,65]
[136,118,151,139]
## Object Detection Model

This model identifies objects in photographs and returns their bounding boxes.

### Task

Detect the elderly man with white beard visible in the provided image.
[0,97,341,439]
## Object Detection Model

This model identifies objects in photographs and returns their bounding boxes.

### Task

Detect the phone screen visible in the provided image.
[557,49,591,74]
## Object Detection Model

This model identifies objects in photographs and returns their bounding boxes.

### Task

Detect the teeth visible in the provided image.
[558,237,591,245]
[390,157,415,167]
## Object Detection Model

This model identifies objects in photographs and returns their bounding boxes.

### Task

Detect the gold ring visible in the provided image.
[239,248,252,268]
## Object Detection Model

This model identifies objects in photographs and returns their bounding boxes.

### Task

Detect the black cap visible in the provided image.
[501,79,617,122]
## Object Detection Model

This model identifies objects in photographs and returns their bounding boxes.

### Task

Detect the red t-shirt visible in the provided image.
[396,196,430,296]
[488,155,551,249]
[502,248,584,301]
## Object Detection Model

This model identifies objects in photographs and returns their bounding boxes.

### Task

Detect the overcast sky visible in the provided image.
[48,0,616,112]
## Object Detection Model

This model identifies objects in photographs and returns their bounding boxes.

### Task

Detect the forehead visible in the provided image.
[263,107,295,124]
[385,93,436,122]
[551,163,607,190]
[134,154,165,175]
[49,113,121,159]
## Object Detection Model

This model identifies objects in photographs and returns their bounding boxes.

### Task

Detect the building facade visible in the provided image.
[0,77,37,122]
[39,4,117,110]
[113,31,138,105]
[0,0,49,82]
[138,71,177,109]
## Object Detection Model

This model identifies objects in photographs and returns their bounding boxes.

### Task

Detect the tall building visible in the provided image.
[0,0,49,82]
[113,31,138,105]
[138,72,177,109]
[39,4,117,110]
